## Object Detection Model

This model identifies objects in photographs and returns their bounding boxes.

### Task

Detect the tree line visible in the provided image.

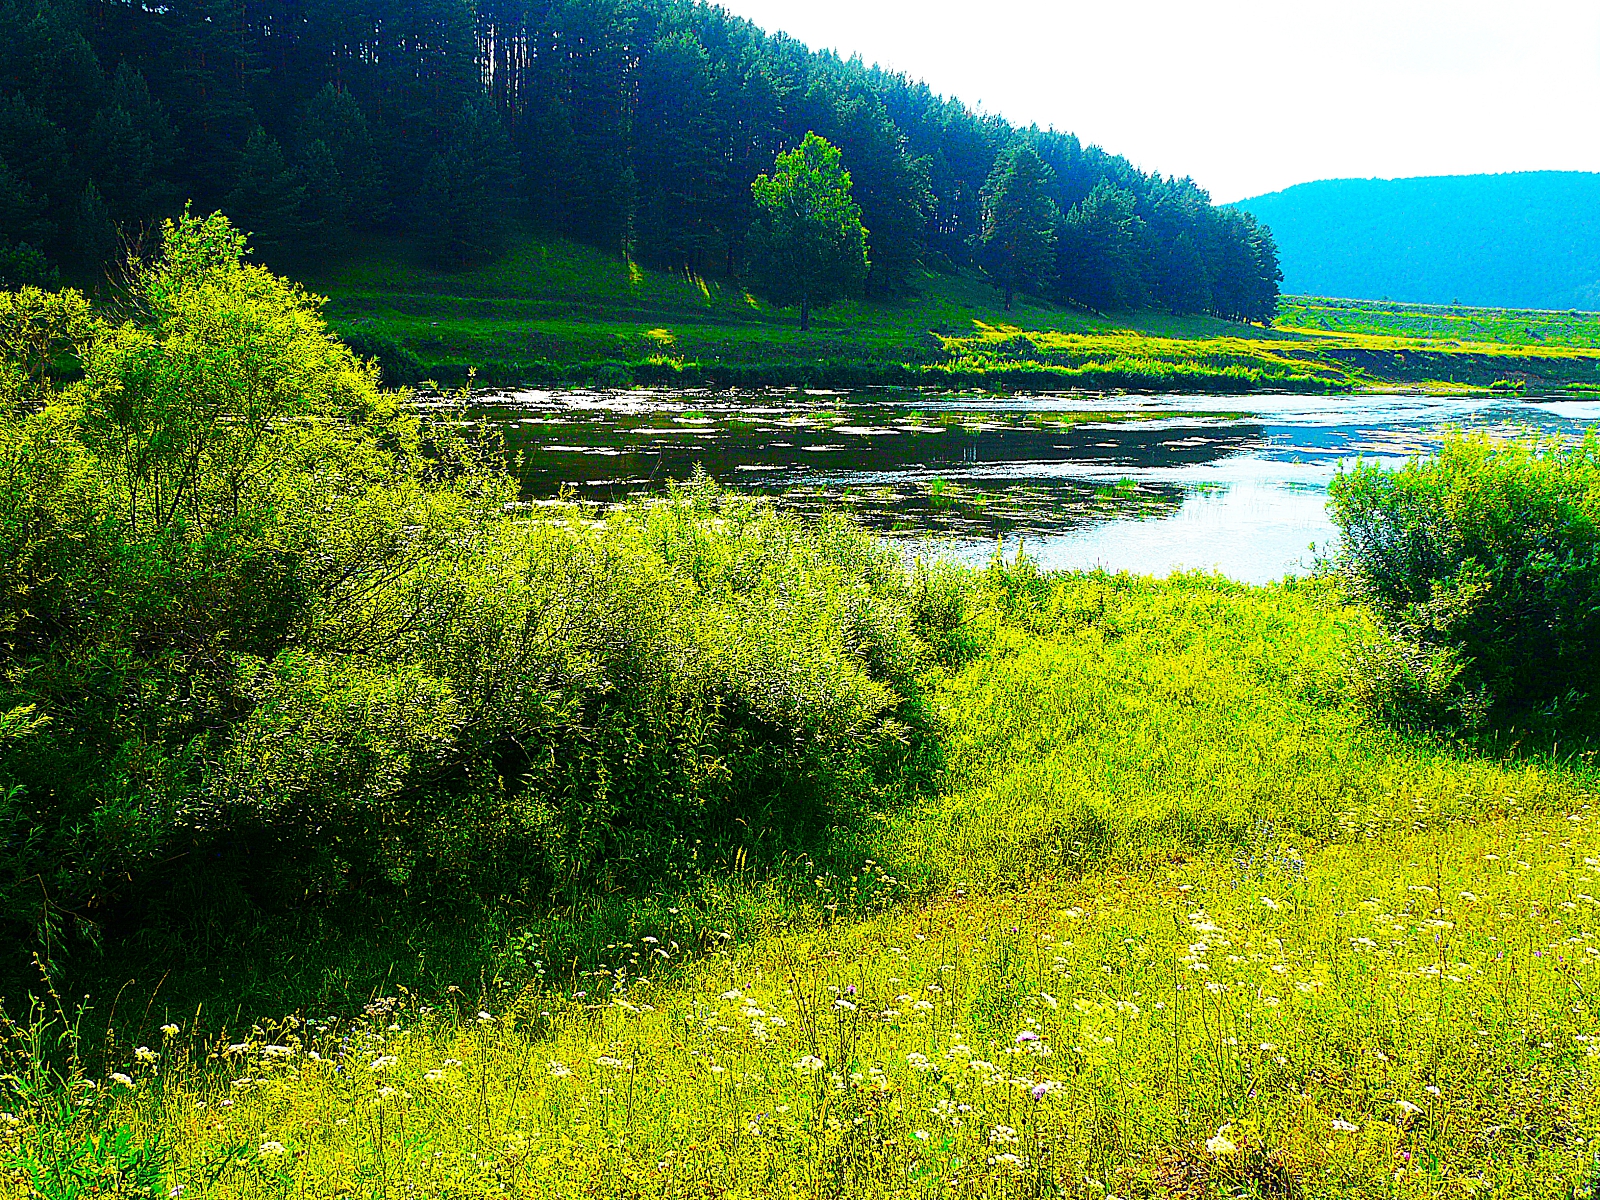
[0,0,1279,320]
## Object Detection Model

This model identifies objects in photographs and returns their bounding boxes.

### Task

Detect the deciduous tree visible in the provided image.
[747,133,868,331]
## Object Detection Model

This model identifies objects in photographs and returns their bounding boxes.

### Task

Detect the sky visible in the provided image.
[713,0,1600,203]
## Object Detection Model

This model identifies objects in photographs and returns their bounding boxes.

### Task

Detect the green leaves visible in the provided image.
[1330,433,1600,720]
[978,143,1059,311]
[747,133,869,330]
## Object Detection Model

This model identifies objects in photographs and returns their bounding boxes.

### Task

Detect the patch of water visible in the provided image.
[466,389,1600,584]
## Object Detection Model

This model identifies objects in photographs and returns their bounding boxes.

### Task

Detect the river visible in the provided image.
[466,390,1600,584]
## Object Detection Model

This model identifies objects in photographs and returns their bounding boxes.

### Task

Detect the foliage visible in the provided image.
[1,0,1274,311]
[0,214,947,992]
[747,134,869,331]
[8,568,1596,1198]
[1329,433,1600,720]
[1057,178,1144,312]
[977,143,1058,310]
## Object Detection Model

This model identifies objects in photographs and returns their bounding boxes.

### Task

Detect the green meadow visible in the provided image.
[312,231,1600,394]
[9,571,1600,1198]
[9,217,1600,1200]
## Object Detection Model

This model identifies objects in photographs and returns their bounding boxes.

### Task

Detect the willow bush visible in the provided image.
[0,214,958,987]
[1329,433,1600,726]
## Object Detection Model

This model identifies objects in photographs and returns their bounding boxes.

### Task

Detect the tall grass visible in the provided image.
[7,561,1599,1197]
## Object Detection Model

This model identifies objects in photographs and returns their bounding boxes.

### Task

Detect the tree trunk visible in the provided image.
[1004,281,1014,311]
[800,294,810,331]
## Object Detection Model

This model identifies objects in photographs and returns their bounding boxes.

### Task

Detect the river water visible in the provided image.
[468,390,1600,584]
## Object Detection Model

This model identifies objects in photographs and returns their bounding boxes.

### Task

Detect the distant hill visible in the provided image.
[1235,172,1600,311]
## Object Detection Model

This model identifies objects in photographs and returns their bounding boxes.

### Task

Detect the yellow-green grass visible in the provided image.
[9,572,1600,1197]
[306,232,1600,393]
[20,817,1597,1198]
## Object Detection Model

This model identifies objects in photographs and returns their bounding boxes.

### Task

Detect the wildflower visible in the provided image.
[423,1070,445,1083]
[263,1045,295,1058]
[1030,1082,1058,1100]
[369,1056,398,1071]
[1458,891,1477,902]
[160,1024,180,1039]
[110,1072,134,1087]
[1039,992,1058,1009]
[989,1125,1019,1144]
[1205,1126,1237,1155]
[794,1055,825,1074]
[906,1052,934,1072]
[1261,897,1280,912]
[913,1130,930,1141]
[1015,1031,1040,1044]
[595,1056,632,1071]
[258,1142,287,1158]
[133,1046,157,1064]
[991,1153,1022,1167]
[1331,1119,1358,1132]
[1425,1084,1441,1097]
[1395,1100,1421,1116]
[476,1011,494,1023]
[834,999,857,1011]
[721,990,743,1001]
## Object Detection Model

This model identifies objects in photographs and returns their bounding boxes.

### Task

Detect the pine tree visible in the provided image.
[86,65,178,228]
[224,128,310,262]
[978,143,1058,310]
[1057,180,1146,312]
[414,100,517,268]
[747,133,869,331]
[294,85,387,231]
[72,181,119,273]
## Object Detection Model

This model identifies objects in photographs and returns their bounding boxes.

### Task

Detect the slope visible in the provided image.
[1234,172,1600,311]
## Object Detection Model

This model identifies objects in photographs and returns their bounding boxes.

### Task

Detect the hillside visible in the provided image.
[312,230,1600,394]
[1,0,1275,322]
[1235,171,1600,310]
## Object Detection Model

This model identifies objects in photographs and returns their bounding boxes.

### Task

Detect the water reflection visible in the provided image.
[466,389,1600,583]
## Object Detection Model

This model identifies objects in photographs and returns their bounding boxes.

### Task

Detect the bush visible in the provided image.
[1329,433,1600,718]
[0,214,951,985]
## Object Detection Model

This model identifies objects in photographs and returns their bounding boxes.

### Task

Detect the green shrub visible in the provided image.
[1329,433,1600,718]
[0,214,951,987]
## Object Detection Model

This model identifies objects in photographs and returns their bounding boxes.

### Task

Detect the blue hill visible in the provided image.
[1234,172,1600,311]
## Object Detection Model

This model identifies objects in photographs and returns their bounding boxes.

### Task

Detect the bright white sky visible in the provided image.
[716,0,1600,203]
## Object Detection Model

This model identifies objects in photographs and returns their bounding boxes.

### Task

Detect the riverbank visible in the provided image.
[311,231,1600,394]
[15,570,1598,1198]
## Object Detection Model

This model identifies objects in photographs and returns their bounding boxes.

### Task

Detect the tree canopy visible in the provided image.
[0,0,1279,320]
[747,133,868,330]
[978,143,1059,310]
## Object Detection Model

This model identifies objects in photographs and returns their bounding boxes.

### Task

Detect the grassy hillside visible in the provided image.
[1236,172,1600,312]
[16,572,1599,1198]
[310,231,1600,394]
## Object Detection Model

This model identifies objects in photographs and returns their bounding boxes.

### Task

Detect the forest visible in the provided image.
[0,0,1280,320]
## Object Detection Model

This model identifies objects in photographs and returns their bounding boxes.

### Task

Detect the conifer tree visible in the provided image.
[979,144,1059,310]
[72,181,119,273]
[1057,180,1146,312]
[224,128,310,262]
[415,100,517,268]
[747,133,868,331]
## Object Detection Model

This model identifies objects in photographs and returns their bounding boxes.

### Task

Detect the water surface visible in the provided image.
[469,390,1600,583]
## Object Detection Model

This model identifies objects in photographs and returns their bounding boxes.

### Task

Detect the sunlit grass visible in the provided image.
[21,812,1600,1197]
[8,568,1600,1196]
[307,229,1600,393]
